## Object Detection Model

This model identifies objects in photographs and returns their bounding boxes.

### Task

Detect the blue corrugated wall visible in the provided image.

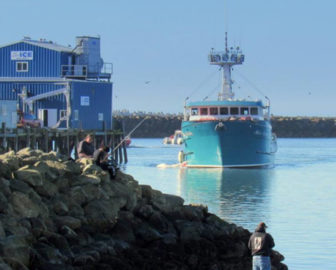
[0,80,112,129]
[0,81,66,115]
[71,81,113,130]
[0,42,71,77]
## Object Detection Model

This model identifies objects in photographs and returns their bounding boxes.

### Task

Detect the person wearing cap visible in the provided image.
[248,222,275,270]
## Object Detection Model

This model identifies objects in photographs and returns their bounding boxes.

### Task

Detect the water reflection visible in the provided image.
[177,168,275,230]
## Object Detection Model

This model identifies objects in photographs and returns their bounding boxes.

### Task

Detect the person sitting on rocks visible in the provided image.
[93,145,116,179]
[248,222,275,270]
[77,134,94,159]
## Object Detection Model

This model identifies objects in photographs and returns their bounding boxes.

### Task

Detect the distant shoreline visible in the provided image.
[113,115,336,138]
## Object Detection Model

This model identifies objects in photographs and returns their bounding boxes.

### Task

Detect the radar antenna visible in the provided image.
[208,33,244,100]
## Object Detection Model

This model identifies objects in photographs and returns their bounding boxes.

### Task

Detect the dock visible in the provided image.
[0,123,128,164]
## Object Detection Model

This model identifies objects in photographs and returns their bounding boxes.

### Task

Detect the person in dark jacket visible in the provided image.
[77,134,94,158]
[248,222,275,270]
[93,146,116,179]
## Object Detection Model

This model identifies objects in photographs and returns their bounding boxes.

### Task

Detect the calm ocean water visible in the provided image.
[123,138,336,270]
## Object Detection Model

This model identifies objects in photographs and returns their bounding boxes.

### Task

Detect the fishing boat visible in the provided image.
[180,33,277,168]
[163,130,183,145]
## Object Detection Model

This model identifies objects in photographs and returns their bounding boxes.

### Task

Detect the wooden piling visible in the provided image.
[1,123,7,150]
[26,128,31,148]
[0,127,127,164]
[32,128,37,149]
[122,134,128,163]
[14,128,19,152]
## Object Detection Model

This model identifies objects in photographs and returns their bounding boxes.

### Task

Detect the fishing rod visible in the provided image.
[112,116,149,153]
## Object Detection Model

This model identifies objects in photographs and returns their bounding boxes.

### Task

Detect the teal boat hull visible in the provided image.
[181,120,276,168]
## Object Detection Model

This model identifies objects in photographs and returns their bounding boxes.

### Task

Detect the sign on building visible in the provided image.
[80,96,90,106]
[11,51,34,60]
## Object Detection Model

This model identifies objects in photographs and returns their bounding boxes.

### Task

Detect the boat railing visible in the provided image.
[188,115,264,122]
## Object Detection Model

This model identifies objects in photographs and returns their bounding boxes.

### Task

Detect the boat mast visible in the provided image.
[209,32,244,100]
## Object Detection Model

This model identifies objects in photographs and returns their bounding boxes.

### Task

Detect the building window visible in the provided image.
[200,108,208,115]
[220,107,228,115]
[209,107,218,115]
[60,110,67,119]
[16,62,28,72]
[240,107,249,115]
[230,107,239,115]
[98,113,104,121]
[250,107,259,115]
[74,110,79,121]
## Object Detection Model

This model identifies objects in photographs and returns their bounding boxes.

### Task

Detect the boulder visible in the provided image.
[0,192,9,214]
[175,220,204,242]
[0,262,11,270]
[53,201,69,216]
[141,185,184,214]
[62,160,82,175]
[0,178,11,197]
[148,210,175,234]
[40,160,69,179]
[0,235,30,266]
[0,161,12,179]
[40,151,60,162]
[21,156,41,166]
[33,161,59,181]
[134,223,162,243]
[53,216,82,230]
[33,242,67,265]
[71,174,101,186]
[134,203,154,219]
[35,180,58,198]
[0,151,20,172]
[84,199,120,231]
[69,186,88,206]
[0,216,31,237]
[76,157,94,167]
[59,225,78,240]
[0,221,6,238]
[3,258,29,270]
[14,166,43,187]
[28,217,48,238]
[16,148,43,158]
[82,164,103,175]
[66,202,84,219]
[168,204,208,222]
[109,180,138,211]
[10,191,45,218]
[9,179,32,194]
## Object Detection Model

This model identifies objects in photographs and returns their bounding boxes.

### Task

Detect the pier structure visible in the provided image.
[0,124,128,164]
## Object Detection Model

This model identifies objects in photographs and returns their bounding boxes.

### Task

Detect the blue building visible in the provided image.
[0,36,113,130]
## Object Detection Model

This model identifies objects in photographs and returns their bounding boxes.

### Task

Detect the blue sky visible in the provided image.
[1,0,335,116]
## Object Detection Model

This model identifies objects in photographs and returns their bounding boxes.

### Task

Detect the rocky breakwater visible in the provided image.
[0,149,287,270]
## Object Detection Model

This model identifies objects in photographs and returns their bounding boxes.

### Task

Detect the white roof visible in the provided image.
[0,39,74,53]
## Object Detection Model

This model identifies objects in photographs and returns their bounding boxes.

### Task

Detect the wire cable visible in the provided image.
[235,70,267,98]
[185,69,218,101]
